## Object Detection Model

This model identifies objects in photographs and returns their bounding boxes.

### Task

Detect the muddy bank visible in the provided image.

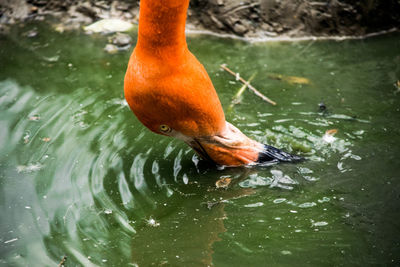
[1,0,399,38]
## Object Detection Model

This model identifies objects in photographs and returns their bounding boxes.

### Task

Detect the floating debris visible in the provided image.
[268,73,311,85]
[43,55,60,62]
[318,102,327,112]
[4,238,18,244]
[53,24,65,33]
[394,80,400,94]
[298,202,317,208]
[28,115,40,121]
[221,64,276,105]
[323,129,338,143]
[312,221,328,227]
[58,256,67,267]
[42,137,51,142]
[25,29,38,38]
[146,217,160,227]
[228,73,256,111]
[244,202,264,208]
[104,209,112,214]
[23,132,30,144]
[215,177,232,189]
[84,19,134,33]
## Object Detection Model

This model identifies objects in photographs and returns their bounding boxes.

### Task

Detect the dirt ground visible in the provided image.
[1,0,399,39]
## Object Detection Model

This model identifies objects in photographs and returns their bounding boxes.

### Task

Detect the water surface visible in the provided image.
[0,23,399,266]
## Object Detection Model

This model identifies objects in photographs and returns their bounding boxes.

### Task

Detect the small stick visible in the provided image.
[229,73,256,110]
[221,64,277,106]
[58,256,67,267]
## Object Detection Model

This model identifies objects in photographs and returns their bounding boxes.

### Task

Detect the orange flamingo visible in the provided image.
[124,0,301,166]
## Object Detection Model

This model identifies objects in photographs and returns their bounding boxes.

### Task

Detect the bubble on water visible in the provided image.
[353,130,365,136]
[299,202,317,208]
[146,217,160,227]
[244,202,264,208]
[273,198,286,204]
[104,209,112,214]
[281,250,292,255]
[182,174,189,185]
[43,55,59,62]
[312,221,328,227]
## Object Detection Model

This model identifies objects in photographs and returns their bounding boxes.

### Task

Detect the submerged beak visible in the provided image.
[187,122,302,167]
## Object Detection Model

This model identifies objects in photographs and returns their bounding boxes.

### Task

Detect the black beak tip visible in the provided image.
[257,144,304,164]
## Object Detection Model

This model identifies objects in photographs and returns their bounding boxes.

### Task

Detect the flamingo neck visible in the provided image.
[136,0,189,59]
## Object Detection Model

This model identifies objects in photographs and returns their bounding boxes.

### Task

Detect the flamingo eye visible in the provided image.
[159,124,172,133]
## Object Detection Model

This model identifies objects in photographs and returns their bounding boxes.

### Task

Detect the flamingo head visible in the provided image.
[124,51,301,167]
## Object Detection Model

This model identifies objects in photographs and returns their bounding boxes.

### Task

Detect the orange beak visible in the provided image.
[183,122,302,167]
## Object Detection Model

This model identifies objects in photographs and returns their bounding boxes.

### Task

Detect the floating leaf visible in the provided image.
[323,129,338,143]
[325,129,338,135]
[268,73,311,85]
[215,177,232,189]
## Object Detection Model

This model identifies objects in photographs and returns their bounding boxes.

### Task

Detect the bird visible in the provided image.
[124,0,301,167]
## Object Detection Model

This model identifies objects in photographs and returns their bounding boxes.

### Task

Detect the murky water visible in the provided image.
[1,22,399,266]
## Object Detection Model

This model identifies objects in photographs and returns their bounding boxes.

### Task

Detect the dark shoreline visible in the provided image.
[1,0,399,39]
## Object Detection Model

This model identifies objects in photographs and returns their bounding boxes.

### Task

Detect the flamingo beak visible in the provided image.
[186,122,302,167]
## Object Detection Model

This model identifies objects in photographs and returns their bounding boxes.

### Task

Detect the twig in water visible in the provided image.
[228,73,257,111]
[58,255,67,267]
[220,64,277,106]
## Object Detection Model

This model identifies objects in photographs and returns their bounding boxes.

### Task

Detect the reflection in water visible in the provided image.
[1,23,400,266]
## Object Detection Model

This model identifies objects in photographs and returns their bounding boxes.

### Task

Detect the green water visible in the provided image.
[0,22,399,266]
